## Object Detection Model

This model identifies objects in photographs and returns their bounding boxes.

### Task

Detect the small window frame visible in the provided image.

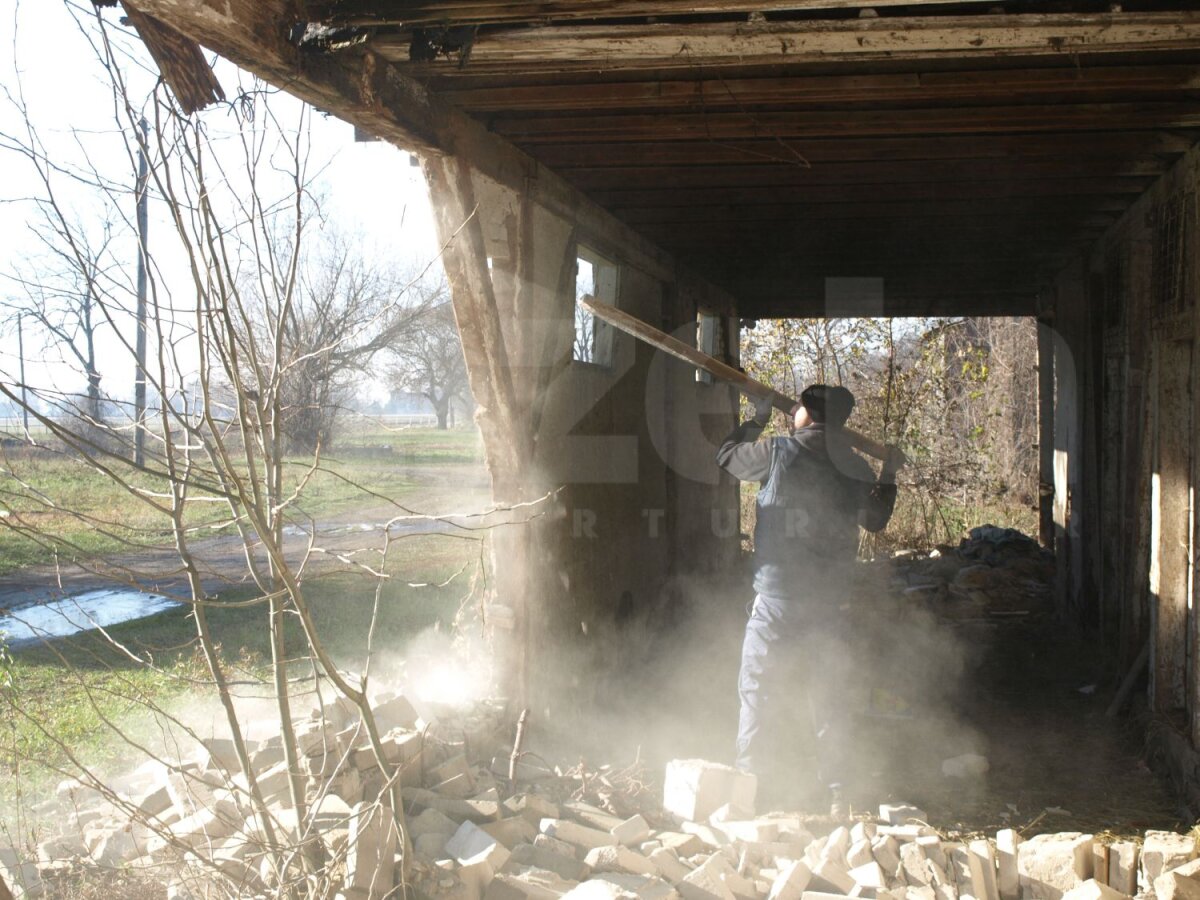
[573,245,620,368]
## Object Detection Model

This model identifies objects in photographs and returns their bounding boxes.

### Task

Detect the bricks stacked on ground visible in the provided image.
[10,735,1199,900]
[9,695,506,899]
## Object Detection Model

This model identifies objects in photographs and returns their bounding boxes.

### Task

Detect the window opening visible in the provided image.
[697,312,719,383]
[574,246,618,366]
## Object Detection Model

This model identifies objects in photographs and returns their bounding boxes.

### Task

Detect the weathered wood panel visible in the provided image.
[308,0,1008,27]
[1101,351,1127,650]
[562,159,1172,192]
[442,64,1200,113]
[120,4,224,113]
[491,104,1200,142]
[616,198,1129,224]
[381,13,1200,71]
[591,179,1152,209]
[1151,337,1193,716]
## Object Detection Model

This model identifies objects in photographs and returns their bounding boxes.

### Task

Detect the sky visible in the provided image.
[0,0,440,406]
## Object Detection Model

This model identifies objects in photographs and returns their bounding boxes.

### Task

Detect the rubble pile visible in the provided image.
[5,725,1198,900]
[3,691,508,898]
[884,526,1055,619]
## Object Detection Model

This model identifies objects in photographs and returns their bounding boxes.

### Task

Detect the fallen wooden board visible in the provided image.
[580,297,889,461]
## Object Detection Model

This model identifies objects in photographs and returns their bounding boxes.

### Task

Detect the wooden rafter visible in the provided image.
[306,0,1006,27]
[375,12,1200,71]
[525,132,1196,168]
[491,103,1200,143]
[439,63,1200,113]
[616,196,1131,224]
[591,179,1153,211]
[563,158,1172,191]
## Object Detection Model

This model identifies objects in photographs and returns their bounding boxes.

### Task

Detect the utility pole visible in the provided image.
[17,312,28,436]
[134,116,149,468]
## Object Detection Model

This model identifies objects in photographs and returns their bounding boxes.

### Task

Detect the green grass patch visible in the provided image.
[0,531,482,808]
[334,425,484,464]
[0,427,486,576]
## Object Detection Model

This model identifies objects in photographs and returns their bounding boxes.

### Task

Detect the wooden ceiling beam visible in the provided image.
[641,224,1108,247]
[593,178,1152,208]
[725,271,1045,316]
[307,0,1005,28]
[442,63,1200,113]
[615,198,1129,224]
[737,288,1040,318]
[379,12,1200,71]
[563,157,1171,191]
[526,131,1197,167]
[493,102,1200,142]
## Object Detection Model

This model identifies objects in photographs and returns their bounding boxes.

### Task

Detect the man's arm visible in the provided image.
[716,419,773,483]
[859,446,905,532]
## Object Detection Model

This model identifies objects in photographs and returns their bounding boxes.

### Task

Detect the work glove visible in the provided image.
[752,395,774,426]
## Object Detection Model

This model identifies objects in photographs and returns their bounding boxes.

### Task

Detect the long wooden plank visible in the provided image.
[308,0,1006,27]
[492,103,1200,142]
[380,12,1200,70]
[615,197,1130,224]
[441,64,1200,112]
[580,297,890,460]
[590,178,1153,209]
[563,157,1171,191]
[527,132,1197,168]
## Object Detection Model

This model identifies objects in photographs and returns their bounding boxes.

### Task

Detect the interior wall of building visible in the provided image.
[1055,143,1200,759]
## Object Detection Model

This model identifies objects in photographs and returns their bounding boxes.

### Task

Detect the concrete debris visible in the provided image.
[1140,832,1197,888]
[8,682,1177,900]
[1153,858,1200,900]
[1061,881,1132,900]
[1107,843,1138,896]
[1017,833,1094,900]
[941,755,990,779]
[0,847,43,899]
[881,804,928,826]
[664,760,757,822]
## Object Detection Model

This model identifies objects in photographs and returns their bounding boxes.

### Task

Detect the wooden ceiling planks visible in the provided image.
[522,132,1197,169]
[437,63,1200,113]
[489,104,1200,142]
[560,158,1172,191]
[331,2,1200,316]
[112,0,1200,317]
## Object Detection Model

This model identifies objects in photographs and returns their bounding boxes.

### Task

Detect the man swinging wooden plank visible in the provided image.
[581,299,906,814]
[718,385,905,816]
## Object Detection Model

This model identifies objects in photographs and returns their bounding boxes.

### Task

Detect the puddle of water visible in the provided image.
[1,589,183,647]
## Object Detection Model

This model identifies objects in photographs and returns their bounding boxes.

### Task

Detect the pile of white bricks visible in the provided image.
[1,691,506,899]
[6,739,1199,900]
[406,759,1195,900]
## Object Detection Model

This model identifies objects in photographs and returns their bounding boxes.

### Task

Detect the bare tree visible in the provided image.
[387,295,470,430]
[0,193,127,428]
[0,8,518,897]
[243,231,434,453]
